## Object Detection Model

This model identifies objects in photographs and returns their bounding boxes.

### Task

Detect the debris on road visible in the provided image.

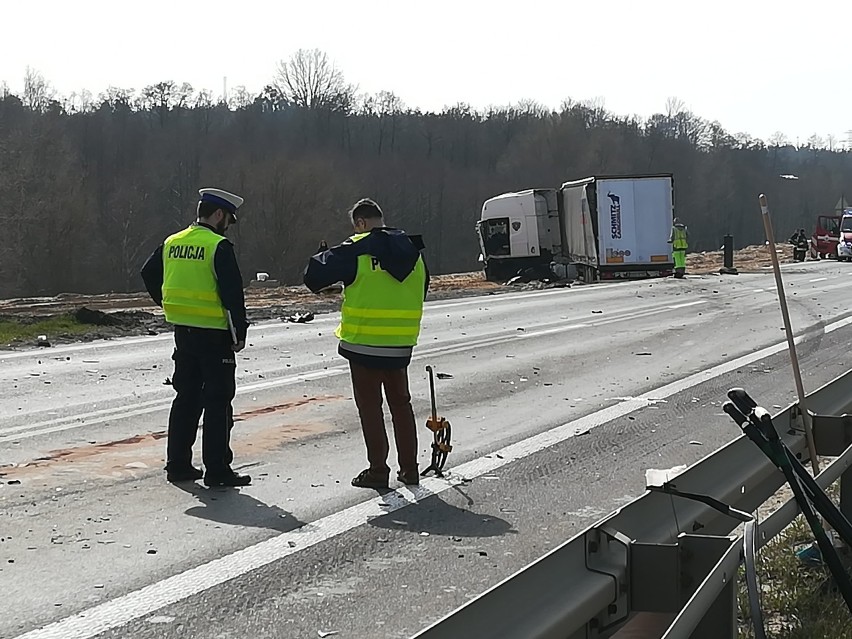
[282,311,315,324]
[645,464,688,487]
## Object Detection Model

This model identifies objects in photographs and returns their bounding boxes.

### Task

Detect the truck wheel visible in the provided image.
[584,266,598,283]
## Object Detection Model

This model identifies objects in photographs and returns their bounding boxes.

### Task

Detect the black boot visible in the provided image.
[165,465,203,483]
[203,470,251,487]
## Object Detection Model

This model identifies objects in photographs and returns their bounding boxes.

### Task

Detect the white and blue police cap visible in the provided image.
[198,188,244,223]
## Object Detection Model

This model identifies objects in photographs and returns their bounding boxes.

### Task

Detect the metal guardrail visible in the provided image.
[411,369,852,639]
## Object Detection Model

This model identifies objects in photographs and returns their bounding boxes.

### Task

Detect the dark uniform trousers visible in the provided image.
[167,326,236,474]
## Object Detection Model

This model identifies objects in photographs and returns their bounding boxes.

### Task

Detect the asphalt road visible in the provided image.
[2,260,852,639]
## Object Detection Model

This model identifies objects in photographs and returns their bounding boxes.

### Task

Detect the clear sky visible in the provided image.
[2,0,850,145]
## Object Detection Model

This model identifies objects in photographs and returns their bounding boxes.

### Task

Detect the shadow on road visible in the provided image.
[368,489,516,538]
[172,482,305,533]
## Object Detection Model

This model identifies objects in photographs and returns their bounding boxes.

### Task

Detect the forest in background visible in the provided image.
[1,48,849,298]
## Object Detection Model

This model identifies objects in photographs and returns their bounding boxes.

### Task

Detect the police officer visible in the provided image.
[304,198,429,489]
[141,188,251,487]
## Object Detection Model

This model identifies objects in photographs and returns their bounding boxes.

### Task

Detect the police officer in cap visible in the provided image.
[141,188,251,487]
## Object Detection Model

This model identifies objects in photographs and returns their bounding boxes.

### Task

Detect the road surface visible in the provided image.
[2,260,851,639]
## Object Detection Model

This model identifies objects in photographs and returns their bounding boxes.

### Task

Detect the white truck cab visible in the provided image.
[476,189,559,280]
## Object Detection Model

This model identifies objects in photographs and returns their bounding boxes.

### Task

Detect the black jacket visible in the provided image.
[140,223,250,342]
[304,227,429,368]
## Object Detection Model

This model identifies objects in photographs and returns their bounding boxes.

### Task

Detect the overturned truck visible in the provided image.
[477,174,676,283]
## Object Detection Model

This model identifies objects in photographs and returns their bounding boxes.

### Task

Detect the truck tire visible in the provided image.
[484,260,517,282]
[483,265,497,282]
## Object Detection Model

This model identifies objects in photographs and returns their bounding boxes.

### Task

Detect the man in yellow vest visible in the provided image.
[669,217,689,278]
[141,188,251,487]
[304,198,429,489]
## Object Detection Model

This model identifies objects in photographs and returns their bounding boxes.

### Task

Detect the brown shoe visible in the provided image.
[351,469,389,489]
[397,470,420,486]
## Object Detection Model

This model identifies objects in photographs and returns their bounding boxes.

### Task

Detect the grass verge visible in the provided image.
[739,514,852,638]
[0,314,91,345]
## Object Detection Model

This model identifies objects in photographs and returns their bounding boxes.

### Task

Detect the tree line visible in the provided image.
[1,49,850,298]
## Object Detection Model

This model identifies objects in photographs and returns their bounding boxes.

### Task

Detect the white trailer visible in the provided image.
[560,174,675,282]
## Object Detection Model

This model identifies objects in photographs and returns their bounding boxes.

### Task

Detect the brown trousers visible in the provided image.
[349,362,418,475]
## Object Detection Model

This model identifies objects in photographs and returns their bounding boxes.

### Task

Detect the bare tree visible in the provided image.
[229,85,253,110]
[195,89,214,109]
[826,133,838,152]
[173,82,194,109]
[768,131,789,147]
[275,48,354,111]
[255,84,287,112]
[22,67,56,112]
[140,81,179,125]
[99,86,135,111]
[0,81,9,99]
[376,90,404,116]
[807,133,825,149]
[514,99,548,118]
[665,96,686,118]
[64,89,94,114]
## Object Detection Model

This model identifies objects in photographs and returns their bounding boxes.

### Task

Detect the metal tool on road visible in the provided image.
[759,193,820,475]
[723,387,852,614]
[421,365,452,477]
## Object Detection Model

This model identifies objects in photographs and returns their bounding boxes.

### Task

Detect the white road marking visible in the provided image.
[810,277,829,283]
[0,284,629,362]
[0,301,682,442]
[13,312,852,639]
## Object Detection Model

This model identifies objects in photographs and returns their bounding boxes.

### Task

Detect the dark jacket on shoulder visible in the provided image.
[304,227,429,369]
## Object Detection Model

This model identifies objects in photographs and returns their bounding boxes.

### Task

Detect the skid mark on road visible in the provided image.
[0,396,342,485]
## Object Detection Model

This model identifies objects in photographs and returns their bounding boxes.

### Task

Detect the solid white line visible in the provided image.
[810,277,829,283]
[0,302,680,442]
[16,306,852,639]
[667,301,707,310]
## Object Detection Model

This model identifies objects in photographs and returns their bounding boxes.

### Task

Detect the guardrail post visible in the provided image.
[811,413,852,521]
[586,528,630,632]
[678,535,737,639]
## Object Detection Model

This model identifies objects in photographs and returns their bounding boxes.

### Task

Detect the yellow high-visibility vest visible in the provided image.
[162,225,228,330]
[335,233,426,347]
